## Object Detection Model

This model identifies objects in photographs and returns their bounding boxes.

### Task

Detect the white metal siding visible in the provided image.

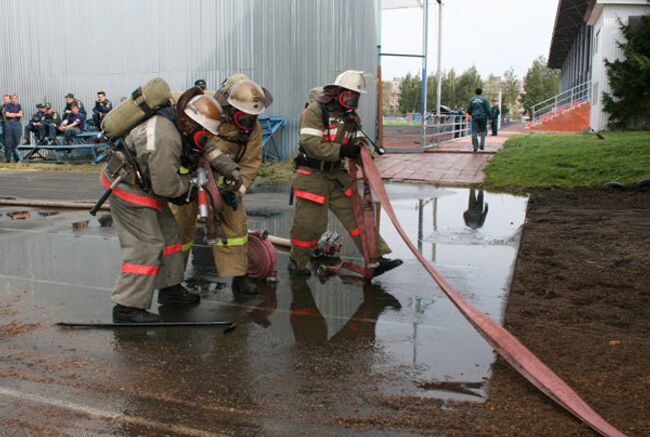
[0,0,379,156]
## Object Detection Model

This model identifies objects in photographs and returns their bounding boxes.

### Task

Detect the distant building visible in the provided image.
[548,0,650,130]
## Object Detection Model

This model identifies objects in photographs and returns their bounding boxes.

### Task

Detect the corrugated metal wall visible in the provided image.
[0,0,378,156]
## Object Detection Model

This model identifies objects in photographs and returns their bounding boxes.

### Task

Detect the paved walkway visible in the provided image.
[376,125,522,185]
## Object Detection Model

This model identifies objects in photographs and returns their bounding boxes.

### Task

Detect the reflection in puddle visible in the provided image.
[72,220,89,231]
[0,183,528,405]
[187,183,528,402]
[97,214,113,227]
[7,210,31,220]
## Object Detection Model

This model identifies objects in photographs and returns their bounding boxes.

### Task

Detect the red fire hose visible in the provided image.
[247,230,277,281]
[356,147,624,437]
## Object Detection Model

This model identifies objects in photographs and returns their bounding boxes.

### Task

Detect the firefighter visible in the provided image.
[104,86,241,323]
[171,74,272,295]
[288,70,402,277]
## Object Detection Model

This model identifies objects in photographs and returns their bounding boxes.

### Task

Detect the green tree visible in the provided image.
[522,56,560,115]
[502,68,522,117]
[381,81,393,115]
[426,75,438,111]
[602,15,650,130]
[398,73,422,114]
[484,74,501,102]
[441,68,459,107]
[456,66,484,108]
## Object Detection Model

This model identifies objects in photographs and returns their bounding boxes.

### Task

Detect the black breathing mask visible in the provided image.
[337,90,360,111]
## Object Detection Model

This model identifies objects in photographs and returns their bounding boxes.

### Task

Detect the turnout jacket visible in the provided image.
[102,115,190,210]
[299,101,364,162]
[205,120,263,193]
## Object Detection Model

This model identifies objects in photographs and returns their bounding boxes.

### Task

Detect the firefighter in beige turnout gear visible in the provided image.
[104,87,239,323]
[289,70,402,277]
[172,75,272,295]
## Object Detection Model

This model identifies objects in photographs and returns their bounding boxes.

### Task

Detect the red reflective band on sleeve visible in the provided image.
[344,187,353,197]
[342,137,351,145]
[295,169,312,175]
[293,189,325,204]
[122,263,160,276]
[162,243,182,256]
[291,238,318,248]
[349,228,361,237]
[291,307,320,316]
[101,174,162,210]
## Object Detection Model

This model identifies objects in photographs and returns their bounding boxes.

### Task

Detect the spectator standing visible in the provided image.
[58,103,85,144]
[3,94,24,162]
[490,99,500,136]
[466,88,491,152]
[23,103,46,144]
[42,103,62,144]
[1,94,10,150]
[92,91,113,129]
[63,93,86,117]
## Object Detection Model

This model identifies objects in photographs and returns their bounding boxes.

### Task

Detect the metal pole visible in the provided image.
[497,78,502,130]
[377,0,383,147]
[435,0,442,118]
[420,0,429,150]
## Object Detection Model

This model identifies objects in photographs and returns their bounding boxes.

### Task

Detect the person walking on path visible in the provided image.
[490,99,500,136]
[467,88,491,152]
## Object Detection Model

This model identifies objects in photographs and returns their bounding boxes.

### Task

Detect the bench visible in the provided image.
[17,141,108,164]
[259,116,288,161]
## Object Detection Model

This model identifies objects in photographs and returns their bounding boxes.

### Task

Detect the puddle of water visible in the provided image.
[0,184,528,406]
[188,182,528,402]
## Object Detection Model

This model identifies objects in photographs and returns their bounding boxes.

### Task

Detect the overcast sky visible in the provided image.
[381,0,559,81]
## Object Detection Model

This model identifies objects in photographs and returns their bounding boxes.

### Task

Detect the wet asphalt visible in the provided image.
[0,175,528,436]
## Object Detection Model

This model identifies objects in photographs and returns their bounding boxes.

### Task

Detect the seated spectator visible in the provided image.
[23,103,46,144]
[58,103,86,144]
[42,103,62,144]
[63,93,86,116]
[92,91,113,129]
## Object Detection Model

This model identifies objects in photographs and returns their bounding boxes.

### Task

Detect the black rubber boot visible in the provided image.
[112,304,161,323]
[372,257,404,278]
[232,275,258,295]
[287,258,311,277]
[157,284,200,305]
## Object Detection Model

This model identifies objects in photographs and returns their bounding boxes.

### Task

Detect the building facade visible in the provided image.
[0,0,379,156]
[548,0,649,130]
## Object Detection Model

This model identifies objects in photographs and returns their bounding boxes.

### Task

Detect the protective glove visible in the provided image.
[339,143,361,159]
[221,190,240,210]
[209,153,239,178]
[221,169,243,192]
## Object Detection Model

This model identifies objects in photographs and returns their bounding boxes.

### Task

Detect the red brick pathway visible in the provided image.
[376,125,522,185]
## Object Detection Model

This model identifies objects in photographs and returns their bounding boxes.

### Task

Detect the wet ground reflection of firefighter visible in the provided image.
[289,278,401,346]
[463,188,489,230]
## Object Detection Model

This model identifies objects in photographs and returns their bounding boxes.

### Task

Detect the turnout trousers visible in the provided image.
[110,193,185,309]
[290,168,391,269]
[171,198,250,277]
